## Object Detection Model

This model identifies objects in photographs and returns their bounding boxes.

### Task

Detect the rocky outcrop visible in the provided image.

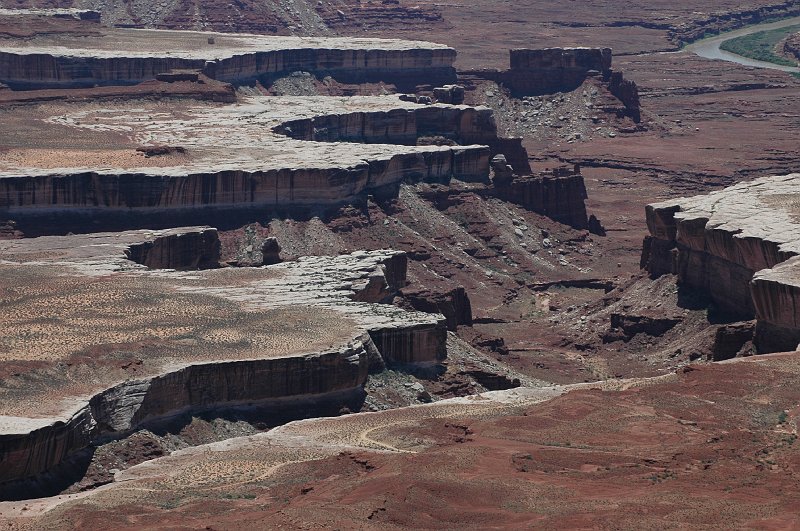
[0,230,447,486]
[494,165,589,229]
[320,1,443,33]
[274,104,498,149]
[398,285,473,331]
[608,71,641,122]
[709,321,755,361]
[605,313,681,342]
[433,84,465,105]
[461,48,641,122]
[261,237,281,265]
[125,227,221,269]
[504,47,612,95]
[0,96,491,232]
[490,154,514,185]
[783,32,800,62]
[751,258,800,352]
[0,29,457,89]
[642,173,800,353]
[0,341,370,484]
[0,150,487,212]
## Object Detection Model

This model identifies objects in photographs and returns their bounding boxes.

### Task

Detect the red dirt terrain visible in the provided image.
[5,354,799,529]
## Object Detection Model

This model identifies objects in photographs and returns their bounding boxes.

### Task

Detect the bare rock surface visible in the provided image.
[0,95,490,224]
[643,173,800,351]
[0,227,444,484]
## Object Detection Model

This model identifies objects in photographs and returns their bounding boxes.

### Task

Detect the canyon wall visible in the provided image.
[751,258,800,353]
[1,98,500,232]
[641,174,800,353]
[0,232,449,486]
[0,341,370,483]
[125,227,221,269]
[494,166,589,229]
[0,42,457,89]
[275,104,529,181]
[505,47,612,95]
[275,104,497,146]
[461,48,641,122]
[0,147,489,216]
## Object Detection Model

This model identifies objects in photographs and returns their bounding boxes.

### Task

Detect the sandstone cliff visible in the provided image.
[668,1,800,45]
[0,96,492,231]
[0,342,370,484]
[0,28,457,89]
[494,166,589,229]
[641,173,800,353]
[125,227,221,269]
[461,48,641,122]
[0,229,447,486]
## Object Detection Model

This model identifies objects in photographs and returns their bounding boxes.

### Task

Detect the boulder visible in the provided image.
[490,154,514,185]
[261,237,282,265]
[433,84,465,105]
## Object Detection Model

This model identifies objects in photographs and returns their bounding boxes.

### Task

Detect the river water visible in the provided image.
[686,16,800,73]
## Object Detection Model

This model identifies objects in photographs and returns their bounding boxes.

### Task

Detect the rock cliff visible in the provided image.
[0,95,491,232]
[275,104,498,148]
[0,28,456,89]
[505,47,612,95]
[641,173,800,352]
[494,165,589,229]
[461,48,641,122]
[0,228,446,485]
[125,227,221,269]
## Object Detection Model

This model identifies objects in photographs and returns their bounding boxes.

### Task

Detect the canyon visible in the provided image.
[0,227,446,491]
[0,0,799,527]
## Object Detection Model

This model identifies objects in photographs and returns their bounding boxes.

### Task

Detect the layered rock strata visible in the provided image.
[0,95,490,232]
[669,2,800,45]
[0,28,456,89]
[462,48,641,122]
[274,102,527,181]
[642,173,800,352]
[125,227,221,269]
[0,227,446,485]
[494,165,589,229]
[506,47,612,95]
